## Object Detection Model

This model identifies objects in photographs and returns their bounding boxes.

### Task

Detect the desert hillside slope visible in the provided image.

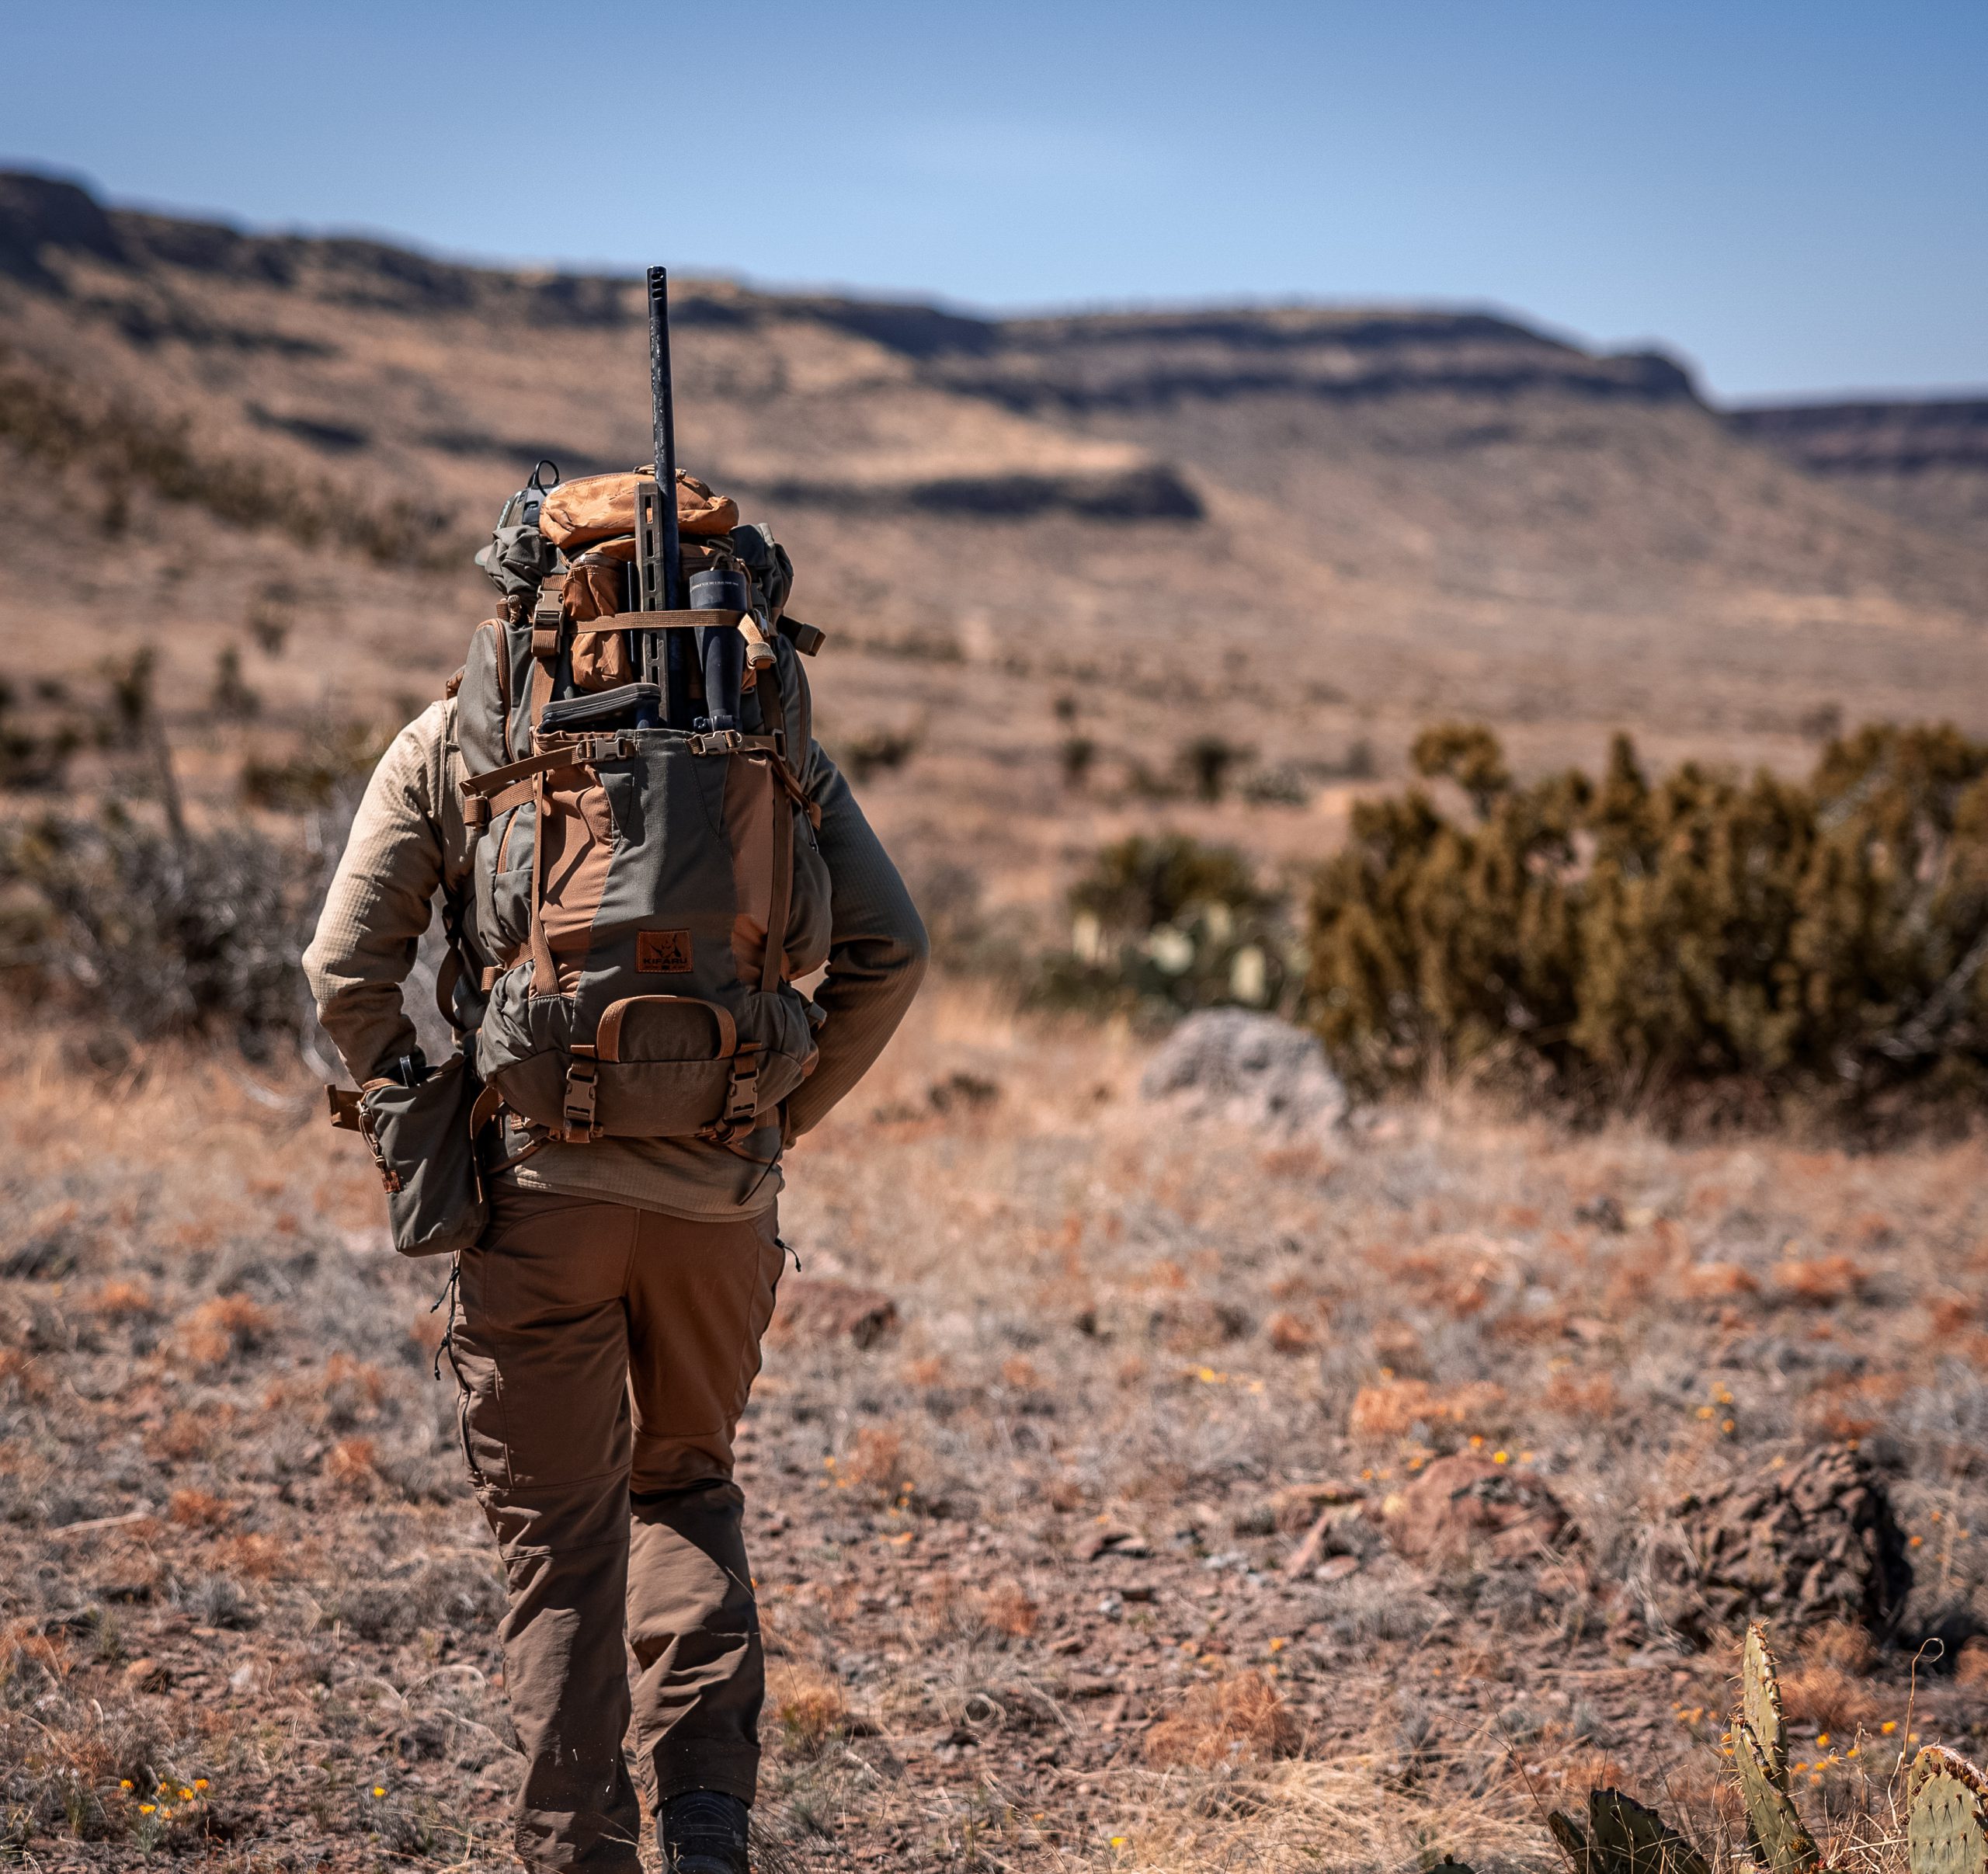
[1730,395,1988,539]
[2,169,1985,914]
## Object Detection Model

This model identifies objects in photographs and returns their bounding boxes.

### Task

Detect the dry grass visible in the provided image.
[2,983,1988,1867]
[172,1294,276,1368]
[1771,1255,1869,1306]
[1348,1377,1508,1440]
[1144,1671,1298,1768]
[767,1664,850,1754]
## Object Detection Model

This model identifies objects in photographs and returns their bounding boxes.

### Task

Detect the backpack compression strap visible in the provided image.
[457,734,638,828]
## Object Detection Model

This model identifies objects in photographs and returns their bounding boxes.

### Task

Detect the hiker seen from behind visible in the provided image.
[304,290,926,1874]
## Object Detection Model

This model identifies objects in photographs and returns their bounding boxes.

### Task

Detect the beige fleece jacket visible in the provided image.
[302,701,927,1219]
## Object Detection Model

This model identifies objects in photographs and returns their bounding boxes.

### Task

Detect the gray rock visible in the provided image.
[1138,1009,1348,1135]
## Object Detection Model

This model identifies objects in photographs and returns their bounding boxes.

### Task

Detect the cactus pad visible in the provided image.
[1741,1622,1791,1789]
[1735,1719,1820,1874]
[1585,1787,1711,1874]
[1909,1748,1988,1874]
[1548,1810,1594,1873]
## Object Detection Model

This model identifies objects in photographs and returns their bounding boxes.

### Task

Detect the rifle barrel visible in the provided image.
[646,266,681,613]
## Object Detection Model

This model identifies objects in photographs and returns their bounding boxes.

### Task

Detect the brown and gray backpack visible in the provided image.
[332,467,832,1253]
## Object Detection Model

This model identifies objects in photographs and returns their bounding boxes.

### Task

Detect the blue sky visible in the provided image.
[7,0,1983,402]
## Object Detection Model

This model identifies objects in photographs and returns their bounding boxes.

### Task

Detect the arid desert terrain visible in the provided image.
[3,171,1988,1870]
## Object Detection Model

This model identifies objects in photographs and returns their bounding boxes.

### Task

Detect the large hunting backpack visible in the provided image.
[454,467,832,1158]
[332,466,832,1253]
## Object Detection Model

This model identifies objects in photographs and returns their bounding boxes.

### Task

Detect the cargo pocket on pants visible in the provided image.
[443,1339,488,1489]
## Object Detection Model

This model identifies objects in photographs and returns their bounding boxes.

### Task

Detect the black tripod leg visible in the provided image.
[664,629,695,729]
[699,625,744,732]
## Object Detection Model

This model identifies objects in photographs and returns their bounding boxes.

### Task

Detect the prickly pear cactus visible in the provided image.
[1735,1719,1821,1874]
[1908,1747,1988,1874]
[1548,1810,1594,1874]
[1586,1787,1710,1874]
[1741,1622,1791,1788]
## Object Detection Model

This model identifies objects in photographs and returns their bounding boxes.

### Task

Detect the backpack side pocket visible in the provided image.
[332,1055,490,1257]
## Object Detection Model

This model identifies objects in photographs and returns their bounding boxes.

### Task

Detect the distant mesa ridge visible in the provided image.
[0,170,124,278]
[2,166,1981,536]
[1729,399,1988,477]
[0,166,1688,417]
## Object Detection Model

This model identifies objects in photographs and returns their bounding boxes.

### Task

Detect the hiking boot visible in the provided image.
[659,1789,750,1874]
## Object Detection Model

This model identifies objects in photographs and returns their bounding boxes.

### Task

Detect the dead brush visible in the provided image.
[832,1423,913,1503]
[905,1574,1043,1648]
[756,1598,793,1658]
[1773,1255,1869,1306]
[1679,1260,1760,1302]
[1266,1309,1321,1355]
[172,1294,274,1368]
[0,1619,71,1693]
[1349,1377,1507,1441]
[324,1435,380,1494]
[166,1487,234,1530]
[1543,1370,1620,1418]
[315,1351,387,1431]
[261,1351,387,1428]
[0,1691,166,1846]
[1145,1671,1300,1769]
[906,1573,986,1646]
[1107,1751,1551,1874]
[214,1533,286,1580]
[1777,1622,1884,1733]
[980,1578,1041,1639]
[85,1279,158,1321]
[148,1409,219,1461]
[766,1662,849,1754]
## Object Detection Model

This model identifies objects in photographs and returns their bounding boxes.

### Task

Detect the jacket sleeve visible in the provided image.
[784,746,928,1136]
[301,705,448,1083]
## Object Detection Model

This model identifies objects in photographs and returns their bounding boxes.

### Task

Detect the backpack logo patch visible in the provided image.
[636,929,693,974]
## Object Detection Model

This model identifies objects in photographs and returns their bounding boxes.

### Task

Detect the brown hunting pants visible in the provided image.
[449,1184,784,1872]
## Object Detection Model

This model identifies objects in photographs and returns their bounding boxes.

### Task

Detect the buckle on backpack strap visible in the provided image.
[698,1043,763,1143]
[561,1055,600,1142]
[686,728,749,756]
[530,575,567,657]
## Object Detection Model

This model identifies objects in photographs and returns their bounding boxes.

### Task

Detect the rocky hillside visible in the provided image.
[1731,396,1988,538]
[2,168,1985,915]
